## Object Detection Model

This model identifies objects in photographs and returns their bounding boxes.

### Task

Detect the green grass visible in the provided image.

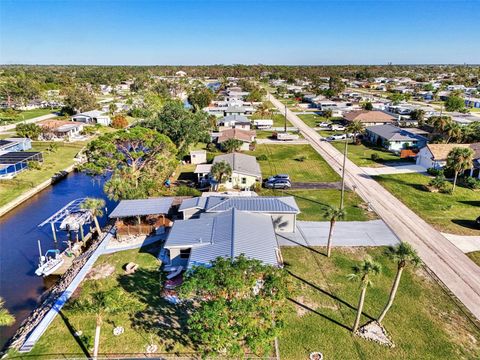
[375,173,480,235]
[0,142,85,208]
[298,114,328,128]
[280,246,480,360]
[330,141,407,168]
[19,108,58,120]
[260,189,373,221]
[467,251,480,266]
[251,144,340,182]
[11,245,195,358]
[251,113,291,128]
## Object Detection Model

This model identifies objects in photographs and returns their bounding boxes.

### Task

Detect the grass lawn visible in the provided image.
[11,245,194,358]
[467,251,480,267]
[19,108,59,120]
[280,246,480,360]
[251,144,340,182]
[0,142,85,208]
[375,173,480,235]
[298,114,328,128]
[260,188,373,221]
[330,141,409,168]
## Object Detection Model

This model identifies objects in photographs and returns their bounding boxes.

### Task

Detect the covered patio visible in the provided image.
[109,197,174,239]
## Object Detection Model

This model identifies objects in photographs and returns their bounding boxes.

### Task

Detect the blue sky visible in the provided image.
[0,0,479,65]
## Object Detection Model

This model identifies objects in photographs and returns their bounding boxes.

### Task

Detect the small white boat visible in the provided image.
[35,249,64,277]
[59,210,92,232]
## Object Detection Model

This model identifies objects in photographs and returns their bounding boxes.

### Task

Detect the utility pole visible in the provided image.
[340,135,348,210]
[284,104,287,133]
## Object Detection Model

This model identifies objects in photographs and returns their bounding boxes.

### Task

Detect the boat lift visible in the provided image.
[38,197,90,243]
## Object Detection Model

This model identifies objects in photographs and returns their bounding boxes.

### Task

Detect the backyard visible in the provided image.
[375,173,480,235]
[9,245,194,358]
[251,144,340,182]
[0,142,86,208]
[280,246,480,360]
[0,108,58,125]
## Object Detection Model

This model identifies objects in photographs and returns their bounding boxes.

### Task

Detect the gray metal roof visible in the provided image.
[165,208,279,267]
[179,196,299,214]
[218,114,250,125]
[366,124,424,142]
[109,197,174,218]
[213,152,261,178]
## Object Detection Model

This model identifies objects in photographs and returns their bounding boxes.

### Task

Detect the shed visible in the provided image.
[190,150,207,165]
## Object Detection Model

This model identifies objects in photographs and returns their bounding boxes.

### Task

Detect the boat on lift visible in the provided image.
[35,241,64,277]
[59,210,92,232]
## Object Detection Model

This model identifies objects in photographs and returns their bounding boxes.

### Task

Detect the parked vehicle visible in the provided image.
[328,124,345,131]
[317,122,330,127]
[264,179,291,189]
[267,174,290,182]
[274,132,300,141]
[326,134,347,141]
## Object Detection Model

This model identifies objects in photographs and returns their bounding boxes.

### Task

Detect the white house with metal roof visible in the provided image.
[163,208,283,269]
[212,152,262,190]
[365,124,427,152]
[178,195,300,233]
[72,110,111,126]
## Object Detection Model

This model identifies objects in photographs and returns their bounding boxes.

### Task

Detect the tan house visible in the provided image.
[217,128,256,151]
[344,110,397,127]
[38,119,84,140]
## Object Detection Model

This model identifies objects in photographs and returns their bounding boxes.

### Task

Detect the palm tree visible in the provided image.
[348,257,382,333]
[346,120,365,144]
[444,122,463,143]
[0,297,15,326]
[324,207,346,257]
[221,139,243,153]
[377,242,421,323]
[446,147,474,193]
[255,102,271,117]
[210,160,232,184]
[71,287,130,360]
[431,116,451,133]
[81,198,106,235]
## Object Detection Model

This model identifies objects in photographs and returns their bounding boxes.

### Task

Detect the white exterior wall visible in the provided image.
[223,172,258,190]
[271,213,296,233]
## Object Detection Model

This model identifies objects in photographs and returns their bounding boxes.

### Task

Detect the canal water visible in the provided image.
[0,172,114,348]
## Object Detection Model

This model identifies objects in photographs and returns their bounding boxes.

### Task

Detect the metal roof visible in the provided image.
[165,208,279,267]
[109,197,174,218]
[213,152,261,178]
[366,124,425,142]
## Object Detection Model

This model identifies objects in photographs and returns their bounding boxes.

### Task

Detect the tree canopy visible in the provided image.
[63,86,97,113]
[180,256,289,357]
[81,127,177,200]
[445,95,466,112]
[188,86,215,111]
[143,100,211,156]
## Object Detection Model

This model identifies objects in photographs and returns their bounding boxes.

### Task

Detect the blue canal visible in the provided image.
[0,172,114,348]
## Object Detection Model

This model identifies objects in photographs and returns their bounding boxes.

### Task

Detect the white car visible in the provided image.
[326,134,347,141]
[318,122,330,127]
[329,124,346,131]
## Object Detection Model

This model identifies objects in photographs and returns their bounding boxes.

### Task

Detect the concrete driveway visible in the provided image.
[277,220,399,247]
[360,164,427,176]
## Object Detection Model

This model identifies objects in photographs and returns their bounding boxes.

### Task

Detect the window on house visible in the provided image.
[241,177,247,184]
[180,248,191,259]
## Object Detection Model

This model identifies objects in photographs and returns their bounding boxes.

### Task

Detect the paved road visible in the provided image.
[278,220,398,247]
[442,233,480,253]
[268,93,480,320]
[0,113,58,133]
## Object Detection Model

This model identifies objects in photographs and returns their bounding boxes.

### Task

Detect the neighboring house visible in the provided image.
[212,152,261,189]
[224,106,253,116]
[217,114,251,131]
[344,110,397,127]
[0,151,43,178]
[217,128,256,151]
[190,150,207,165]
[0,138,32,155]
[178,195,300,232]
[39,119,84,140]
[465,97,480,109]
[252,119,273,129]
[416,143,480,178]
[163,208,282,269]
[72,110,111,126]
[365,124,427,152]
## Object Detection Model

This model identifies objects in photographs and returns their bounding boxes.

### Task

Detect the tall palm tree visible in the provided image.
[348,257,382,333]
[0,297,15,326]
[346,120,365,144]
[210,160,232,184]
[431,116,451,133]
[444,122,463,143]
[377,242,421,323]
[71,287,130,360]
[255,102,271,117]
[81,198,106,235]
[446,147,474,193]
[324,207,346,258]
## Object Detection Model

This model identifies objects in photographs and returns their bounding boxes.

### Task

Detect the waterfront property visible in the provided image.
[38,119,84,140]
[365,124,427,153]
[0,138,32,155]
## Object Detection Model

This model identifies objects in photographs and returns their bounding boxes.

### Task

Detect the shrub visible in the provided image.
[27,160,42,170]
[175,186,201,197]
[256,154,268,161]
[206,143,217,152]
[295,155,308,162]
[111,114,129,129]
[371,153,380,161]
[464,176,480,190]
[427,167,443,176]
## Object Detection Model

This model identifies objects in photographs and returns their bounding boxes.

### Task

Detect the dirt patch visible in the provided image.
[86,263,115,280]
[294,296,319,317]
